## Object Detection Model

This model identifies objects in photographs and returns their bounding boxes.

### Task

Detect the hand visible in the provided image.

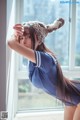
[13,24,24,42]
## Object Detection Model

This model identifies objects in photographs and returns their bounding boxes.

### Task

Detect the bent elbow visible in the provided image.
[7,40,13,49]
[7,41,10,46]
[7,41,11,47]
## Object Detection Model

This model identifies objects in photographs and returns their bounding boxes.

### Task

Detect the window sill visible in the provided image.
[14,111,64,120]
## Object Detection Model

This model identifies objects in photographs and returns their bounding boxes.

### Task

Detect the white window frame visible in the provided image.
[15,0,80,78]
[13,0,80,119]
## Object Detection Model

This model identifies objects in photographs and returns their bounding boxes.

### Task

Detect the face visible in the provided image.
[19,28,33,49]
[19,27,41,50]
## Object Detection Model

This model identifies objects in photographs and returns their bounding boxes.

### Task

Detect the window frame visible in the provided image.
[14,0,80,116]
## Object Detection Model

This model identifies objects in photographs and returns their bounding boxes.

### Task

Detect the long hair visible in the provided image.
[29,26,80,102]
[37,43,80,101]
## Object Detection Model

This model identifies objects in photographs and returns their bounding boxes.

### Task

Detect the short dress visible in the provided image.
[28,51,80,106]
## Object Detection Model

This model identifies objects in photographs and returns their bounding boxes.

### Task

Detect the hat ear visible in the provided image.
[46,18,65,33]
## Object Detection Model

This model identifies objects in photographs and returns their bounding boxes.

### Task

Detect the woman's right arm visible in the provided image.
[8,40,35,63]
[7,24,36,63]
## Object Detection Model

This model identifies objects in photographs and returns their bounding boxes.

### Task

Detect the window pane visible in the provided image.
[75,4,80,66]
[18,56,28,71]
[18,79,63,111]
[19,0,70,71]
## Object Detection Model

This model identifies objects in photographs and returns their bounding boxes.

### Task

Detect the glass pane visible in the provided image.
[75,4,80,66]
[18,79,63,111]
[19,0,70,70]
[18,56,28,71]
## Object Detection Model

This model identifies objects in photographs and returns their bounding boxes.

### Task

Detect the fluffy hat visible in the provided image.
[23,18,64,42]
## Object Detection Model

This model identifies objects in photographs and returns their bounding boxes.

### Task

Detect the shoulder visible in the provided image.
[29,51,56,73]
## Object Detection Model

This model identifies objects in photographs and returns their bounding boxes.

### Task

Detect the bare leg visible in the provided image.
[64,105,77,120]
[73,103,80,120]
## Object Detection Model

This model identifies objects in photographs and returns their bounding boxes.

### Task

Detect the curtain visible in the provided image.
[6,0,16,119]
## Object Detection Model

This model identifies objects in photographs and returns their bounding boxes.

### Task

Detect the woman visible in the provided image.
[8,18,80,120]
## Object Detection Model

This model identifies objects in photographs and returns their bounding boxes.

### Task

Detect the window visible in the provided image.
[21,0,70,68]
[15,0,80,113]
[75,4,80,66]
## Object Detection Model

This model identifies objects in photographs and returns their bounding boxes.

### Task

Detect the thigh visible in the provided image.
[73,103,80,120]
[64,105,77,120]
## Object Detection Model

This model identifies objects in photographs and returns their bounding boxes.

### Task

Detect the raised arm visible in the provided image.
[7,24,36,63]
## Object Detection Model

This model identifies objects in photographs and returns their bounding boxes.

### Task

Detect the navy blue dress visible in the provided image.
[29,51,80,106]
